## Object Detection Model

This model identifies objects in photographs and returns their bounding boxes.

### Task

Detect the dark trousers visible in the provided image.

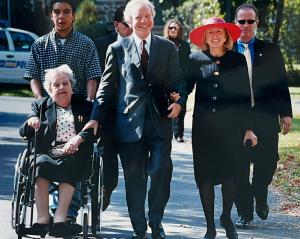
[172,104,186,138]
[235,131,279,219]
[118,118,173,233]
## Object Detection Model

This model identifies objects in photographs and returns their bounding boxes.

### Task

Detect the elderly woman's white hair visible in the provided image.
[43,64,76,95]
[124,0,156,25]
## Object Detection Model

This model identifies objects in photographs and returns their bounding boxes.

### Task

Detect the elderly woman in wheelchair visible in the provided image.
[19,64,94,237]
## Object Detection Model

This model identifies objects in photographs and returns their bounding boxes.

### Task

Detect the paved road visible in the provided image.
[0,96,299,238]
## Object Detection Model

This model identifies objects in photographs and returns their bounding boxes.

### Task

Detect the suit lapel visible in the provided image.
[253,38,264,67]
[148,34,160,74]
[124,36,142,72]
[45,97,56,139]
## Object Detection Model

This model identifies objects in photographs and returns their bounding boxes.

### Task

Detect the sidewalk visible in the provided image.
[99,110,300,239]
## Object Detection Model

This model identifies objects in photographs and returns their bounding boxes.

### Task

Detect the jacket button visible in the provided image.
[212,96,217,100]
[213,71,220,76]
[212,108,216,112]
[213,83,218,88]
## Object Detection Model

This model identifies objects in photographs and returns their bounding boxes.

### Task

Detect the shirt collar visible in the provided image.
[52,28,74,40]
[132,32,151,52]
[237,37,255,46]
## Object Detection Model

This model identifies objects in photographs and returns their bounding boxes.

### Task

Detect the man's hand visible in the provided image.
[243,130,258,147]
[280,116,292,135]
[167,103,182,118]
[82,120,99,136]
[27,117,41,131]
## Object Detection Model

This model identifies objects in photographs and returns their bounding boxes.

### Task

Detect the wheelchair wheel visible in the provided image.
[82,212,88,239]
[11,149,28,229]
[91,151,103,235]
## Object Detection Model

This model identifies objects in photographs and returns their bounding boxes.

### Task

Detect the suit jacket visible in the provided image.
[234,38,293,133]
[20,95,94,155]
[177,40,191,79]
[91,34,187,142]
[95,33,118,73]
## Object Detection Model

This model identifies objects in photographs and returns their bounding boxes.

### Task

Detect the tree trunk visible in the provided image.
[273,0,284,44]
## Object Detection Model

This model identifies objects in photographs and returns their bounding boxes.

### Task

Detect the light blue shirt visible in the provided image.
[237,38,255,64]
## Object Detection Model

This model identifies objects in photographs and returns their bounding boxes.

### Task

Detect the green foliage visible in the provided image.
[74,0,109,40]
[162,0,221,39]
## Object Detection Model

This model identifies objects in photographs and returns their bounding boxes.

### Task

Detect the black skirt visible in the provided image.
[192,112,243,187]
[35,146,87,188]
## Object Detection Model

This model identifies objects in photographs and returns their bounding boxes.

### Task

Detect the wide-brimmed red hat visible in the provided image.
[189,17,241,48]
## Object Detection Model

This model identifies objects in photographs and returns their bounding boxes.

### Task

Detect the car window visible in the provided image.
[0,30,9,51]
[9,31,35,51]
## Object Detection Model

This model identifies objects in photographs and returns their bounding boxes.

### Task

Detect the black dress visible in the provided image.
[20,95,94,188]
[187,50,252,186]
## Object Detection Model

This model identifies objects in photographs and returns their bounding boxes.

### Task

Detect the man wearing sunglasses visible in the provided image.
[234,3,293,229]
[94,5,133,212]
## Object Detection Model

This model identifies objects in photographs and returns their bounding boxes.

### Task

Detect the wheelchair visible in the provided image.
[11,138,104,239]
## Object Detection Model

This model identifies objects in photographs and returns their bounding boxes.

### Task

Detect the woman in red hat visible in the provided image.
[187,17,257,239]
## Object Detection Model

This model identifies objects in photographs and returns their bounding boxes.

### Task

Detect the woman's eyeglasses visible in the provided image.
[168,26,178,30]
[237,19,256,25]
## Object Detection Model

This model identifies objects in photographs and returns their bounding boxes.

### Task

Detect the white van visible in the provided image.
[0,27,38,84]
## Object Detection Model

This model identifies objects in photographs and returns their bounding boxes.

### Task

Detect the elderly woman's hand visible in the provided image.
[27,117,41,131]
[63,135,84,155]
[243,130,258,147]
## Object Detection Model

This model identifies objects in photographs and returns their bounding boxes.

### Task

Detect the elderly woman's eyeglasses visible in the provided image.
[168,26,178,30]
[237,19,256,25]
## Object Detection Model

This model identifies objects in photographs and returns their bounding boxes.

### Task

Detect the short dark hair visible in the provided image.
[50,0,76,13]
[114,5,126,23]
[235,3,258,20]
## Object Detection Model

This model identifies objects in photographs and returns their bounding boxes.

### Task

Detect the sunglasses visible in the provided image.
[237,19,256,25]
[168,26,178,30]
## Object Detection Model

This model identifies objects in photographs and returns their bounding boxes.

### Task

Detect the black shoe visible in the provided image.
[235,216,251,229]
[256,204,269,220]
[203,229,216,239]
[31,223,49,236]
[149,223,166,239]
[132,231,147,239]
[102,189,112,211]
[220,215,238,239]
[176,136,184,143]
[66,220,83,235]
[49,222,68,237]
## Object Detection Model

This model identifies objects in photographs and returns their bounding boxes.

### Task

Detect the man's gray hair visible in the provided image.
[43,64,76,95]
[124,0,156,25]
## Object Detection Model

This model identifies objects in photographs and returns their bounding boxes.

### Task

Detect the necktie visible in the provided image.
[141,40,149,77]
[243,44,255,107]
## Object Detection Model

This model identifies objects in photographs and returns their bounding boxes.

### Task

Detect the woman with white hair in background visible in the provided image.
[20,64,94,237]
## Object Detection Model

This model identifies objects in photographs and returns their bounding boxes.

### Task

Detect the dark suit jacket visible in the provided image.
[177,40,191,79]
[234,38,292,133]
[91,34,187,142]
[20,95,94,155]
[95,33,118,72]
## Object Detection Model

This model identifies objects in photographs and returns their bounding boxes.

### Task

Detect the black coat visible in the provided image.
[187,50,252,186]
[19,95,94,156]
[234,38,293,134]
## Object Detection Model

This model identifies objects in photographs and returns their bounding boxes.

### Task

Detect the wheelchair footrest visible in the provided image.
[17,225,47,237]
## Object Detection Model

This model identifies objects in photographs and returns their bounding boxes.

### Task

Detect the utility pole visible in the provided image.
[7,0,11,26]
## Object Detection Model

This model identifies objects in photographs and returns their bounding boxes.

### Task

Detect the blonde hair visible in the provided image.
[124,0,156,25]
[201,28,234,51]
[43,64,75,95]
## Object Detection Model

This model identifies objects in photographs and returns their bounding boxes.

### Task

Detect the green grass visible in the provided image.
[0,84,33,97]
[273,88,300,211]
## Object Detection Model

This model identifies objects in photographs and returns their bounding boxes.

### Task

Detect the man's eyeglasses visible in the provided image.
[121,21,129,28]
[168,26,178,30]
[237,19,256,25]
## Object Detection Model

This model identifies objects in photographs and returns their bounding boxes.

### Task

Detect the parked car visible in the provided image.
[0,26,38,84]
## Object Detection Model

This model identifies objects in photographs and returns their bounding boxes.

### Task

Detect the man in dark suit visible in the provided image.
[94,5,132,211]
[233,3,293,229]
[84,1,187,238]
